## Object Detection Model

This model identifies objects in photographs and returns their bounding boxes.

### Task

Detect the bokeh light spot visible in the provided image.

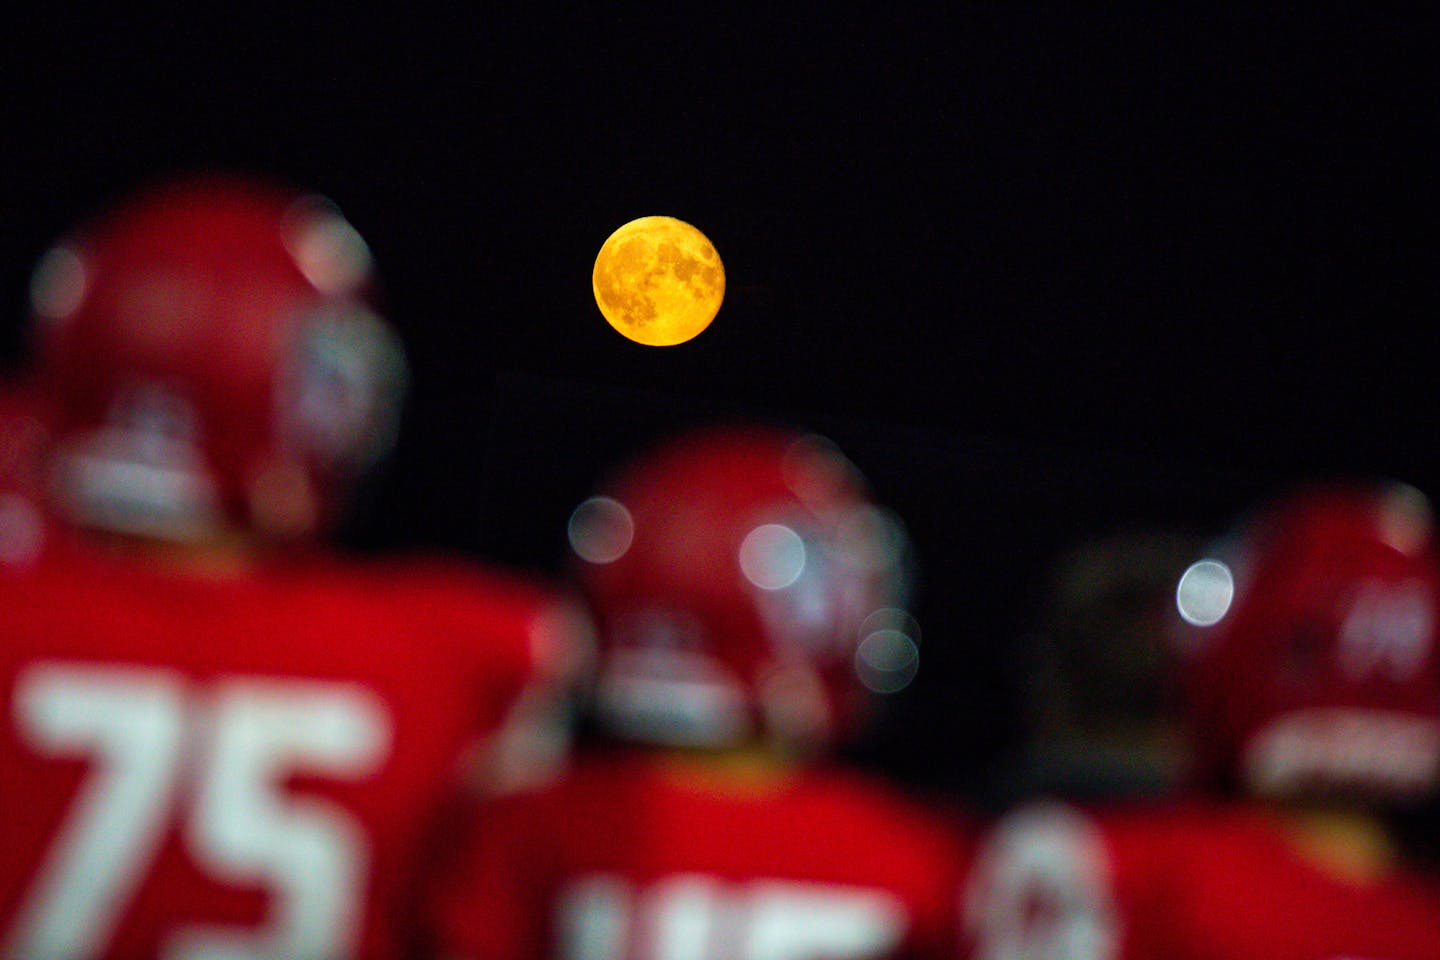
[1379,483,1433,556]
[857,607,922,648]
[290,212,374,297]
[568,496,635,564]
[856,628,920,694]
[30,246,87,322]
[1176,559,1234,626]
[739,523,807,591]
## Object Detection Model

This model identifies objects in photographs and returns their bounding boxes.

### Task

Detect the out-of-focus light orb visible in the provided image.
[30,246,87,323]
[592,216,724,346]
[856,628,920,694]
[739,523,807,591]
[1176,559,1235,626]
[1379,483,1433,556]
[857,607,922,647]
[287,208,373,296]
[568,496,635,564]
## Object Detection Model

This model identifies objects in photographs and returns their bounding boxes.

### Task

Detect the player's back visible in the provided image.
[965,799,1440,960]
[0,538,566,959]
[430,750,969,960]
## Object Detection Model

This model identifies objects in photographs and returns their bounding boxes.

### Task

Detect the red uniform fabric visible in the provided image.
[0,539,572,959]
[965,799,1440,960]
[0,381,46,493]
[428,751,969,960]
[0,383,51,573]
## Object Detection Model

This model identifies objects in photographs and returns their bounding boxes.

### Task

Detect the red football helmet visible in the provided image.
[568,425,918,752]
[27,173,406,542]
[1172,481,1440,804]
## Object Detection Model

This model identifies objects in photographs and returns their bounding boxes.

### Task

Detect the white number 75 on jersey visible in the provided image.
[5,663,392,960]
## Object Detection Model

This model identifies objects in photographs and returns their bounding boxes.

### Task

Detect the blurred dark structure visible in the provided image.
[989,525,1203,806]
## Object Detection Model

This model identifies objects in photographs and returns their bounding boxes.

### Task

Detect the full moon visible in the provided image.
[592,216,725,346]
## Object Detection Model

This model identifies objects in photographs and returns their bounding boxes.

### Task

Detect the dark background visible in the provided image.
[2,7,1436,797]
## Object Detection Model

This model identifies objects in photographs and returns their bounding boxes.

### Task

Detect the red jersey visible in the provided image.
[0,381,48,566]
[0,537,580,959]
[0,380,43,453]
[428,751,969,960]
[964,799,1440,960]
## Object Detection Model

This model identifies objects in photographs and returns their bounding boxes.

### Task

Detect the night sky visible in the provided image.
[3,7,1436,793]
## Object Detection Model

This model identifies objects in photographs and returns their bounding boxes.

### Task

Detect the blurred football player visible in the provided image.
[994,527,1201,805]
[426,425,970,960]
[964,481,1440,959]
[0,175,586,959]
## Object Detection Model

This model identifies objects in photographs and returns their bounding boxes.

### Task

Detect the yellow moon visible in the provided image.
[592,216,724,346]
